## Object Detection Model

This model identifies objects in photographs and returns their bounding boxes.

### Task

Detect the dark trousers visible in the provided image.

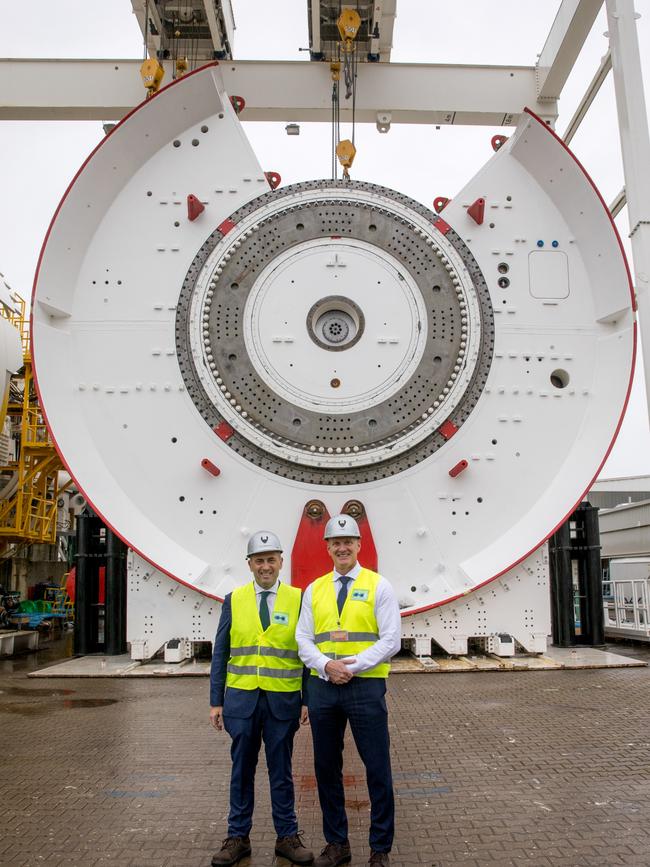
[307,677,394,853]
[223,690,299,837]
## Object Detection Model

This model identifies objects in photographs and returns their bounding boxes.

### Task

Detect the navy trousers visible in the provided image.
[307,677,394,853]
[223,690,300,837]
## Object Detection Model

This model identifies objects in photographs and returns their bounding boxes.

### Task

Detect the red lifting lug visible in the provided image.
[291,500,332,590]
[491,134,508,152]
[439,419,459,440]
[449,459,469,478]
[467,197,485,225]
[433,196,450,213]
[201,458,221,477]
[187,194,205,222]
[230,95,246,115]
[264,171,281,190]
[213,421,234,441]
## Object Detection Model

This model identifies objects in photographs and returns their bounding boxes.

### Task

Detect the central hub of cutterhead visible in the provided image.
[242,238,427,414]
[176,180,494,484]
[307,296,363,351]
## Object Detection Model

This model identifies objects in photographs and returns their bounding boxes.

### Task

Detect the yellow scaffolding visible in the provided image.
[0,294,65,544]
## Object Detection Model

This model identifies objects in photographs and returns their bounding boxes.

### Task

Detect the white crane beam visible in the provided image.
[562,51,611,144]
[0,58,555,125]
[606,0,650,422]
[536,0,604,100]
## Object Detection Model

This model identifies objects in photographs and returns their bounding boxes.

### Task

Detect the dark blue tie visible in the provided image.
[337,576,350,616]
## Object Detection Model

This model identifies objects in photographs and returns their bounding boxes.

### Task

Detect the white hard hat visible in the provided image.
[324,514,361,539]
[246,530,283,557]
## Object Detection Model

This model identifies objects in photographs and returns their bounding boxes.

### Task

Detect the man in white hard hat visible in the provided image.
[296,514,401,867]
[209,531,314,866]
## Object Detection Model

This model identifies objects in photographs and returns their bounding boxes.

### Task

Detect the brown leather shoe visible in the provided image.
[313,840,352,867]
[211,835,252,866]
[275,832,314,864]
[368,853,390,866]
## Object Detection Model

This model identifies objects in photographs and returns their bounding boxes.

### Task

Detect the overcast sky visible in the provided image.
[1,0,648,478]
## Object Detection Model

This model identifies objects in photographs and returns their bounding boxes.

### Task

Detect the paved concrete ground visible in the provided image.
[2,637,650,867]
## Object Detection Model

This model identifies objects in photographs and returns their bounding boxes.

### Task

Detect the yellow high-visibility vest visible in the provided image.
[226,581,302,692]
[311,567,390,679]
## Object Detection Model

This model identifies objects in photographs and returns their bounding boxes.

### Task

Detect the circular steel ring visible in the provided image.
[176,180,494,484]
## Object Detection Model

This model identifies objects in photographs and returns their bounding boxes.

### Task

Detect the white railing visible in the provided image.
[603,578,650,638]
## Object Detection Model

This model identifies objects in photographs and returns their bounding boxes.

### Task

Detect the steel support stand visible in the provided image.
[606,0,650,416]
[74,512,97,655]
[549,520,576,646]
[105,529,127,655]
[549,502,605,646]
[582,503,605,646]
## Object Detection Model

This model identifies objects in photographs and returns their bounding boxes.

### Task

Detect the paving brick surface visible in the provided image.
[2,641,650,866]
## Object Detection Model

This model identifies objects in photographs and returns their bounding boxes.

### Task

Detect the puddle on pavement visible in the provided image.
[0,685,75,696]
[0,695,117,716]
[62,698,117,709]
[0,702,58,716]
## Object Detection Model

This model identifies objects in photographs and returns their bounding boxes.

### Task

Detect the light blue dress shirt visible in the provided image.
[295,561,402,680]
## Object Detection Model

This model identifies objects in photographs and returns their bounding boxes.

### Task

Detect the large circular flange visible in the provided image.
[176,180,494,483]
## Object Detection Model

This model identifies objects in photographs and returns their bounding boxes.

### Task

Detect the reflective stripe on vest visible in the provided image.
[226,581,302,692]
[311,568,390,679]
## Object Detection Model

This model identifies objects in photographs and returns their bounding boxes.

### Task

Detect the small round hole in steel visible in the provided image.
[550,369,570,389]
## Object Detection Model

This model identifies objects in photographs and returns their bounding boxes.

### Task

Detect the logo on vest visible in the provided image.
[351,588,369,601]
[273,611,289,625]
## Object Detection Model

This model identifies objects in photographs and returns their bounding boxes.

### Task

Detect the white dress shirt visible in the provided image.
[253,578,279,620]
[295,561,402,680]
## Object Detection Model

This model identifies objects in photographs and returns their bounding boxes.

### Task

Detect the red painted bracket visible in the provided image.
[201,458,221,477]
[491,134,508,152]
[187,194,205,222]
[341,500,378,572]
[439,420,459,440]
[433,217,451,235]
[265,171,281,190]
[467,198,485,225]
[217,218,236,236]
[449,459,469,478]
[213,421,234,441]
[433,196,450,213]
[230,95,246,114]
[291,500,332,590]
